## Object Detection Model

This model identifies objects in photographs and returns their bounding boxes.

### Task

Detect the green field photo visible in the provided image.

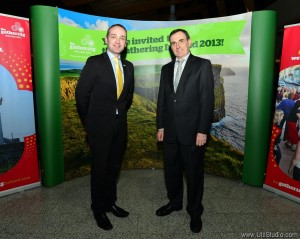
[60,64,243,181]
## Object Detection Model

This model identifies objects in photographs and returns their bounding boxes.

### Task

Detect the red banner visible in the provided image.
[279,25,300,71]
[264,24,300,203]
[0,14,40,196]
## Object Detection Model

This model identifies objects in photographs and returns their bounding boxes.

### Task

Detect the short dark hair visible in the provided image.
[169,29,190,42]
[106,24,127,37]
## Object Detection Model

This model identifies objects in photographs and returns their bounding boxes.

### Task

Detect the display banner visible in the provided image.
[264,23,300,203]
[30,6,276,186]
[59,20,246,62]
[58,8,252,180]
[0,13,40,197]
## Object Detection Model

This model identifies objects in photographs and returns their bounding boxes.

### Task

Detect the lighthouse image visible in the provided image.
[0,95,24,174]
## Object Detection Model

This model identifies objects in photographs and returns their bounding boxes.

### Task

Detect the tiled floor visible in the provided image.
[1,169,300,239]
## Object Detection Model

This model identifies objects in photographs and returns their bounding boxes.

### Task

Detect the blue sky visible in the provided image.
[0,65,35,141]
[58,8,193,31]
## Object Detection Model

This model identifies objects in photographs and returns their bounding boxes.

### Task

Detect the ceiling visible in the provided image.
[53,0,276,21]
[2,0,299,30]
[1,0,277,21]
[2,0,300,59]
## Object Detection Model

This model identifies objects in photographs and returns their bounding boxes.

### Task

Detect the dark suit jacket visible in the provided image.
[75,52,134,136]
[156,54,214,145]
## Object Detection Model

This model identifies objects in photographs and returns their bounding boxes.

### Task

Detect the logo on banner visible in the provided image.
[11,22,24,32]
[69,34,96,54]
[0,22,26,38]
[291,50,300,61]
[279,182,300,193]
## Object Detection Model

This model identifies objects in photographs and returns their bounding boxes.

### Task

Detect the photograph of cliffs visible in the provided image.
[60,63,244,181]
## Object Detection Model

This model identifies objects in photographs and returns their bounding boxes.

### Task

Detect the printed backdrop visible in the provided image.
[264,23,300,203]
[58,9,252,180]
[0,13,40,197]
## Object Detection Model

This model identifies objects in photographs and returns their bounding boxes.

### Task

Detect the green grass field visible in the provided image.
[61,65,243,181]
[62,96,243,181]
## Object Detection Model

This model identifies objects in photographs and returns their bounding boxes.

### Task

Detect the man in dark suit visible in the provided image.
[156,29,214,233]
[75,24,134,230]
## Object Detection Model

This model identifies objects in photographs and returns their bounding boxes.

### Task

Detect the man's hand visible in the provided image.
[196,133,207,146]
[157,129,164,142]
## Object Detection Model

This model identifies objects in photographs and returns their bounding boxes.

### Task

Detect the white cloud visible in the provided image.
[85,19,109,30]
[58,15,82,28]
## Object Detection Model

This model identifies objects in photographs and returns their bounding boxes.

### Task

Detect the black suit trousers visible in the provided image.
[163,140,204,217]
[88,118,126,213]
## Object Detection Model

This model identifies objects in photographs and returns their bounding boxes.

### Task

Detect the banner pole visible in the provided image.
[242,10,277,186]
[30,5,64,187]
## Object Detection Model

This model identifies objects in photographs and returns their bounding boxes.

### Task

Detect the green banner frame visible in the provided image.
[242,10,277,186]
[29,6,277,188]
[30,6,64,187]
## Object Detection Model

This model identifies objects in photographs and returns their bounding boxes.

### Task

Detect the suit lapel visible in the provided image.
[103,52,115,77]
[104,52,121,99]
[168,61,176,92]
[121,59,128,89]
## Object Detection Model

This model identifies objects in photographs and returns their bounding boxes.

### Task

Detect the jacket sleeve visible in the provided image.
[126,61,135,111]
[156,65,166,130]
[75,56,97,127]
[197,59,215,134]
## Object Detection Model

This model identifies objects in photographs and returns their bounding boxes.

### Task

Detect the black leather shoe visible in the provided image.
[190,216,202,233]
[106,204,129,218]
[93,212,113,230]
[155,203,183,216]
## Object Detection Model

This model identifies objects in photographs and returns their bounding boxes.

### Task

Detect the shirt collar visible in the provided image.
[176,53,190,63]
[107,50,120,61]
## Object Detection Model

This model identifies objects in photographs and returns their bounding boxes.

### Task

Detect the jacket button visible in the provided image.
[174,100,176,102]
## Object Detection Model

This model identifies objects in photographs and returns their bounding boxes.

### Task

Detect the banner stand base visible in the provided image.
[263,184,300,204]
[0,182,41,198]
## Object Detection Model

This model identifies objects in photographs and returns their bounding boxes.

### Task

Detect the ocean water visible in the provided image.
[211,67,249,153]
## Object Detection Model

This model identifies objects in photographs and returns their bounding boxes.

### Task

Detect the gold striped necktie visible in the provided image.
[113,57,123,99]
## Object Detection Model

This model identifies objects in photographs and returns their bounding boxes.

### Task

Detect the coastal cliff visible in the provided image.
[60,63,226,123]
[212,64,225,122]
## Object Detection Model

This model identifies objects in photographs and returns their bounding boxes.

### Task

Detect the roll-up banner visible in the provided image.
[0,13,40,197]
[264,23,300,203]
